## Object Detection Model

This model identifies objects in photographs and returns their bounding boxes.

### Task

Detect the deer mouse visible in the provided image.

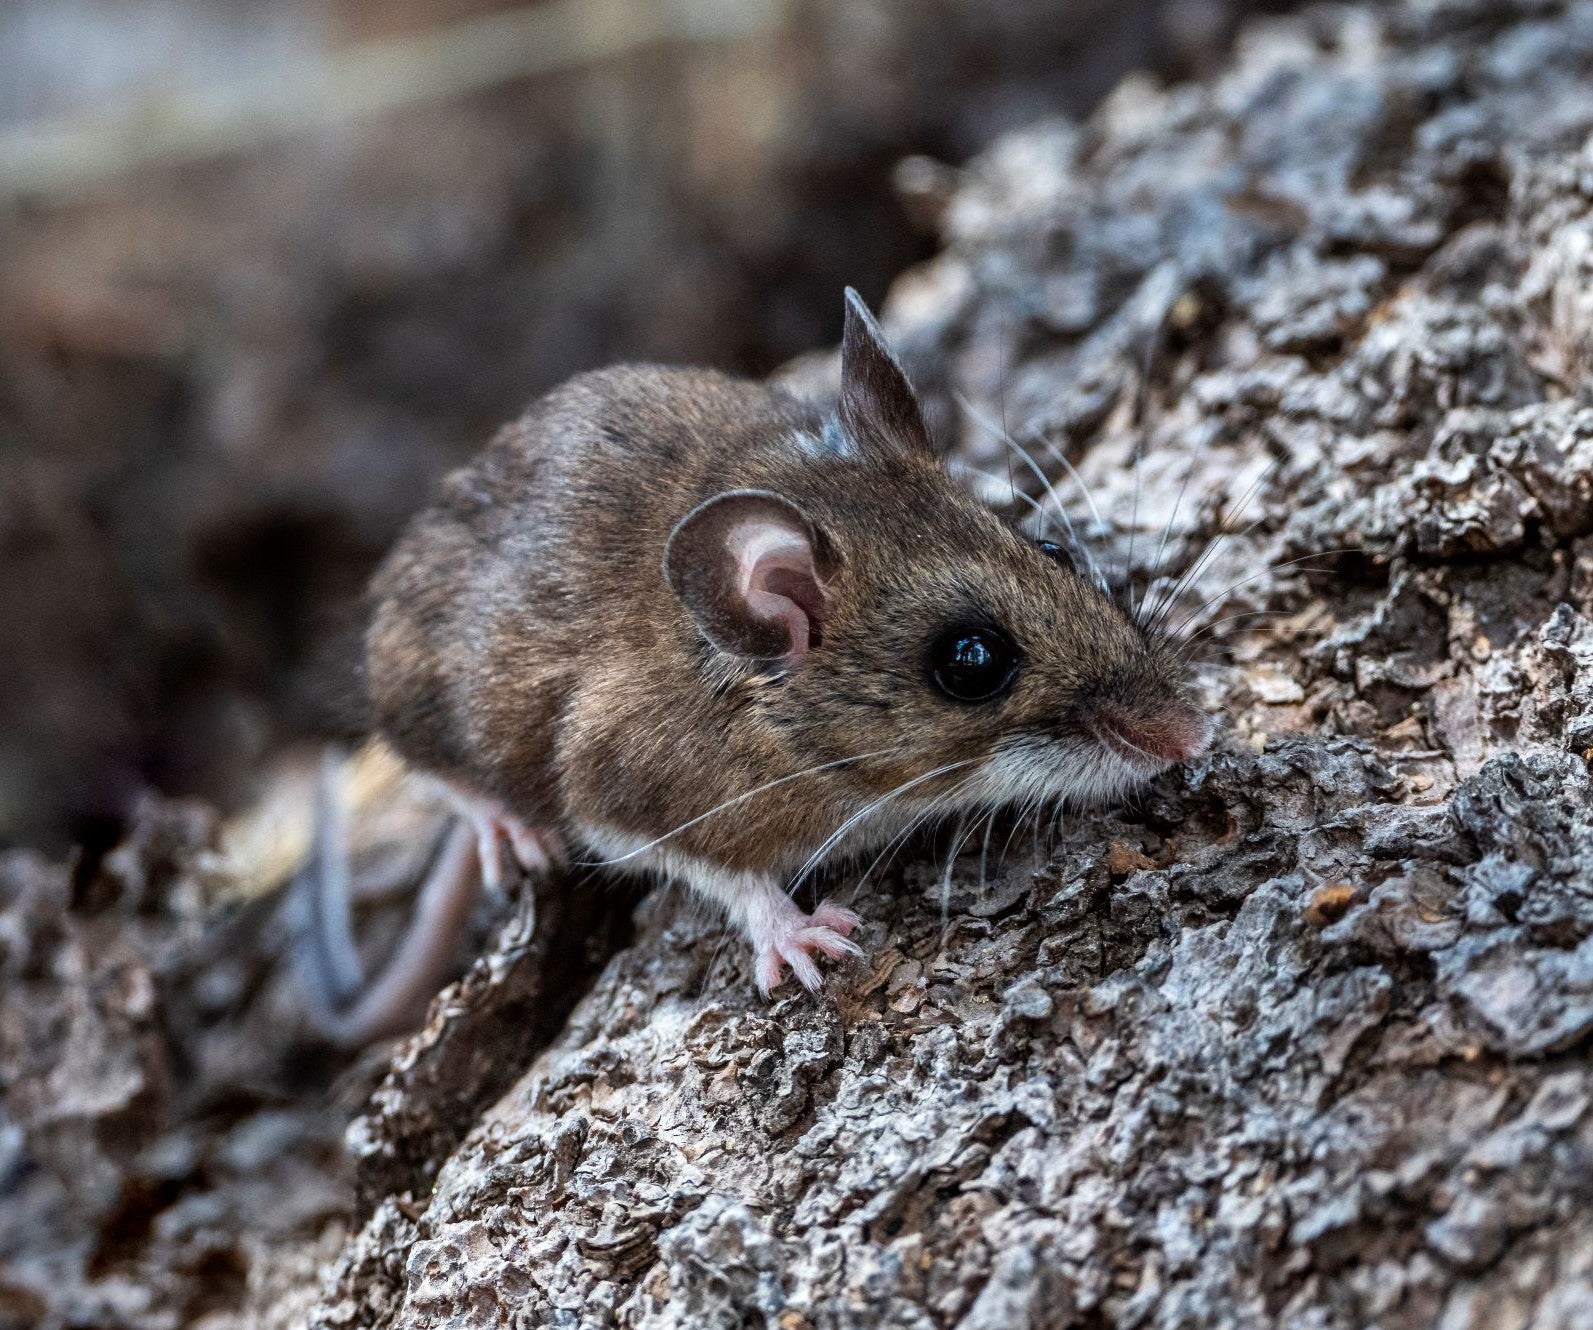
[299,289,1209,1041]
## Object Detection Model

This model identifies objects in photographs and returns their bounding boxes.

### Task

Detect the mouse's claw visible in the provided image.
[476,812,561,891]
[477,811,557,882]
[753,899,863,996]
[809,901,862,936]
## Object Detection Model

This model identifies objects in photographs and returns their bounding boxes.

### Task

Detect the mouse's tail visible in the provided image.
[296,749,364,1007]
[291,748,483,1047]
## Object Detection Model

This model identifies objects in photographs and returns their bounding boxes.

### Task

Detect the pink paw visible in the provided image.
[754,901,863,995]
[477,815,562,890]
[438,784,561,890]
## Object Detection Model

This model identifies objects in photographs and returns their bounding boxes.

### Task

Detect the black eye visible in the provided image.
[1035,539,1072,567]
[927,626,1020,703]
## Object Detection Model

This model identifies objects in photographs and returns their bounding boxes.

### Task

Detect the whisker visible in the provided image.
[1030,430,1106,528]
[1175,609,1292,659]
[1165,549,1359,639]
[949,463,1058,536]
[978,812,997,891]
[997,794,1038,866]
[999,320,1018,502]
[787,757,983,898]
[1143,459,1279,627]
[1148,504,1275,631]
[857,792,963,893]
[959,394,1069,520]
[1147,455,1195,597]
[1143,459,1281,630]
[851,773,980,901]
[939,816,978,943]
[581,745,905,865]
[1122,315,1163,617]
[1125,433,1145,618]
[959,393,1108,594]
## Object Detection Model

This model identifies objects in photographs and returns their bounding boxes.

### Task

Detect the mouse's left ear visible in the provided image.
[840,287,935,460]
[664,489,837,666]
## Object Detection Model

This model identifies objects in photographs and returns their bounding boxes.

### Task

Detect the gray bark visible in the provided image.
[306,2,1593,1324]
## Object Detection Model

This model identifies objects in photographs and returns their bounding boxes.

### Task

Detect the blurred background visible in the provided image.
[0,0,1280,855]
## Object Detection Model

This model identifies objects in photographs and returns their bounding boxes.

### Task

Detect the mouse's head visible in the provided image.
[663,290,1210,826]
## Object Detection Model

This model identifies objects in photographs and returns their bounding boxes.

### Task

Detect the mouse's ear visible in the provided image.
[840,287,934,460]
[664,489,836,665]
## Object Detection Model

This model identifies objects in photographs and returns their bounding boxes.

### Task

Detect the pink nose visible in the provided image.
[1085,699,1211,764]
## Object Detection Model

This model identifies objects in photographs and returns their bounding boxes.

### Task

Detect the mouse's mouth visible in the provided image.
[898,704,1213,824]
[1079,698,1212,770]
[1086,721,1174,774]
[961,734,1157,816]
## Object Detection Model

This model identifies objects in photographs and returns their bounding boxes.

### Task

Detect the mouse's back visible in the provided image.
[364,363,824,812]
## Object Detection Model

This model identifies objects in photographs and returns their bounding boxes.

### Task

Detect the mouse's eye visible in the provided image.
[1035,539,1073,568]
[927,626,1020,703]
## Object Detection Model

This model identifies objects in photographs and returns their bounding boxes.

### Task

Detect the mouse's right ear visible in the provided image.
[839,287,934,460]
[664,490,836,666]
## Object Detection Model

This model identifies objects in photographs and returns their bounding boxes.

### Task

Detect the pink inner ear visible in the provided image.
[732,523,824,663]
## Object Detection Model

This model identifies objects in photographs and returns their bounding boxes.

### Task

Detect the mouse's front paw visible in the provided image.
[754,899,862,995]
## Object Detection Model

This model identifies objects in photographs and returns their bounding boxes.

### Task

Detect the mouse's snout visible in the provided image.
[1078,693,1211,767]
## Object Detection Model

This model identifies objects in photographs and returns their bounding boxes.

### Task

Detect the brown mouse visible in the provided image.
[300,289,1209,1040]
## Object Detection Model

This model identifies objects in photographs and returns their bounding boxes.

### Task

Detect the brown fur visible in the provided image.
[367,358,1202,880]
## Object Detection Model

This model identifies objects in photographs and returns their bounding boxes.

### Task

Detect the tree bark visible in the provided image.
[296,3,1593,1326]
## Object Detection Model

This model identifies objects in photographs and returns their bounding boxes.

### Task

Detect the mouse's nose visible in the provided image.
[1082,697,1211,765]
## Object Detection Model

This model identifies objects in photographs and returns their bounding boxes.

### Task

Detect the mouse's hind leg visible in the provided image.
[435,780,563,890]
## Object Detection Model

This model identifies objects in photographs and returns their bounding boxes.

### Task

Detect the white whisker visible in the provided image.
[1166,548,1358,639]
[949,463,1058,537]
[581,745,904,866]
[958,393,1109,594]
[1143,459,1280,629]
[849,771,981,903]
[1176,609,1291,660]
[787,757,984,898]
[1032,432,1106,528]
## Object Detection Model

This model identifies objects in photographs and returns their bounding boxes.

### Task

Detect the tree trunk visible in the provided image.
[296,4,1593,1326]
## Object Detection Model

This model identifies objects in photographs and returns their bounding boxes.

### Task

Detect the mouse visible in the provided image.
[297,289,1210,1042]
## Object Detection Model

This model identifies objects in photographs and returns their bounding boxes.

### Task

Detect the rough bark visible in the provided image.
[10,0,1593,1327]
[304,2,1593,1325]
